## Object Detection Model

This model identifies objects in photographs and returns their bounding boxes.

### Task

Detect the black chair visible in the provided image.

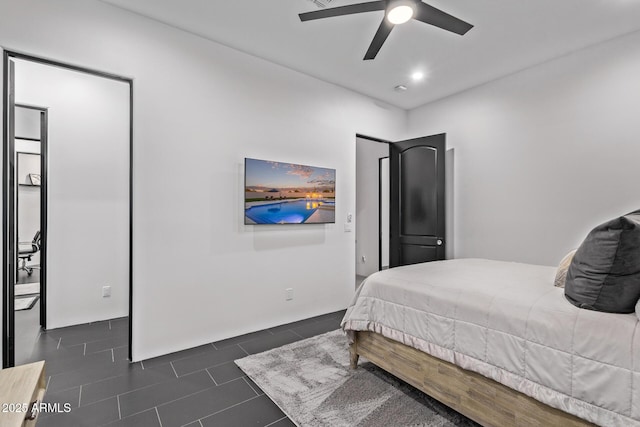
[18,231,41,276]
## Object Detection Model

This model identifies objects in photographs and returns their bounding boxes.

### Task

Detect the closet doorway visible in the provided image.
[3,51,133,367]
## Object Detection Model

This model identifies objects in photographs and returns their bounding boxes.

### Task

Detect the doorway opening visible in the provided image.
[355,132,449,288]
[355,134,390,289]
[3,51,134,367]
[13,104,48,364]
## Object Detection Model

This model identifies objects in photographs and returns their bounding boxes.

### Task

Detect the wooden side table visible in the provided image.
[0,361,46,426]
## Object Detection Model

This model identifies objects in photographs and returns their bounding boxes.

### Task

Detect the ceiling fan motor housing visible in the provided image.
[387,0,419,10]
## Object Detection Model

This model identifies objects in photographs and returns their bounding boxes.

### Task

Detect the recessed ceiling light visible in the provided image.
[411,71,425,81]
[387,3,414,25]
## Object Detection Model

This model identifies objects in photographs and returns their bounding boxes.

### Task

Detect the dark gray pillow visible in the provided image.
[565,209,640,313]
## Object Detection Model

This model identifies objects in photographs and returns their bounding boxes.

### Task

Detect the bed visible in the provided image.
[341,259,640,427]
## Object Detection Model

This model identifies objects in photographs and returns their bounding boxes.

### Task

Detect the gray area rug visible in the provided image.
[235,330,478,427]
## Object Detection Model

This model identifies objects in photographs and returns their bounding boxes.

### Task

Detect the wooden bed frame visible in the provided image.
[349,331,595,427]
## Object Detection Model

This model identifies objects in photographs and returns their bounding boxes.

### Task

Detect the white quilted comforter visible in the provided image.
[341,259,640,426]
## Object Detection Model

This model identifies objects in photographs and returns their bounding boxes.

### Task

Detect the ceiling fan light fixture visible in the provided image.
[411,71,425,81]
[387,3,414,25]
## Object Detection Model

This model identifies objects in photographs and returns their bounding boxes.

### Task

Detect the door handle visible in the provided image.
[436,239,444,246]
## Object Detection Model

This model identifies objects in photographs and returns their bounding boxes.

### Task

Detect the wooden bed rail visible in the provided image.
[350,331,595,427]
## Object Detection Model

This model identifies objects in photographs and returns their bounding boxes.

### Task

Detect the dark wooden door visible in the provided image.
[390,134,446,267]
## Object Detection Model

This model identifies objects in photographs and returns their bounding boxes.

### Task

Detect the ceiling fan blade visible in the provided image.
[414,2,473,35]
[364,18,394,60]
[299,1,386,22]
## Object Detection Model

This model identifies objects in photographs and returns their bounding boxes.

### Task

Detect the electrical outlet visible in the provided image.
[285,288,293,301]
[102,286,111,298]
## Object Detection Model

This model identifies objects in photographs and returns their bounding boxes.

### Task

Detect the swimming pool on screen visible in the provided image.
[245,200,335,224]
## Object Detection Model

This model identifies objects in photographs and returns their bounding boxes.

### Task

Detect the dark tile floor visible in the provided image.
[35,310,345,427]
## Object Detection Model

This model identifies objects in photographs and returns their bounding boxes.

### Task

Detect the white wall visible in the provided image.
[15,106,40,142]
[407,29,640,266]
[355,137,388,276]
[14,59,130,329]
[0,0,406,363]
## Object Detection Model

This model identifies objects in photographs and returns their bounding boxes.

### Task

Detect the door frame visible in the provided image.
[2,55,16,367]
[15,105,48,329]
[378,156,389,271]
[2,50,135,367]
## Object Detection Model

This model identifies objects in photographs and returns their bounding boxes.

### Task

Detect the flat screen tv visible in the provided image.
[245,158,336,224]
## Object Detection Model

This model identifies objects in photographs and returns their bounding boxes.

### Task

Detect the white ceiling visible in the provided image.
[101,0,640,110]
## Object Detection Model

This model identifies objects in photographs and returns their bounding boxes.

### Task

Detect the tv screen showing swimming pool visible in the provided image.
[245,158,336,225]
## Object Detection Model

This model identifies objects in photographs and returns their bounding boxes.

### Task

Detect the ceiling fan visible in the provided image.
[299,0,473,60]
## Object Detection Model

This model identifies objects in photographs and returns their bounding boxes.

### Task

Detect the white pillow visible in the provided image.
[554,249,577,288]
